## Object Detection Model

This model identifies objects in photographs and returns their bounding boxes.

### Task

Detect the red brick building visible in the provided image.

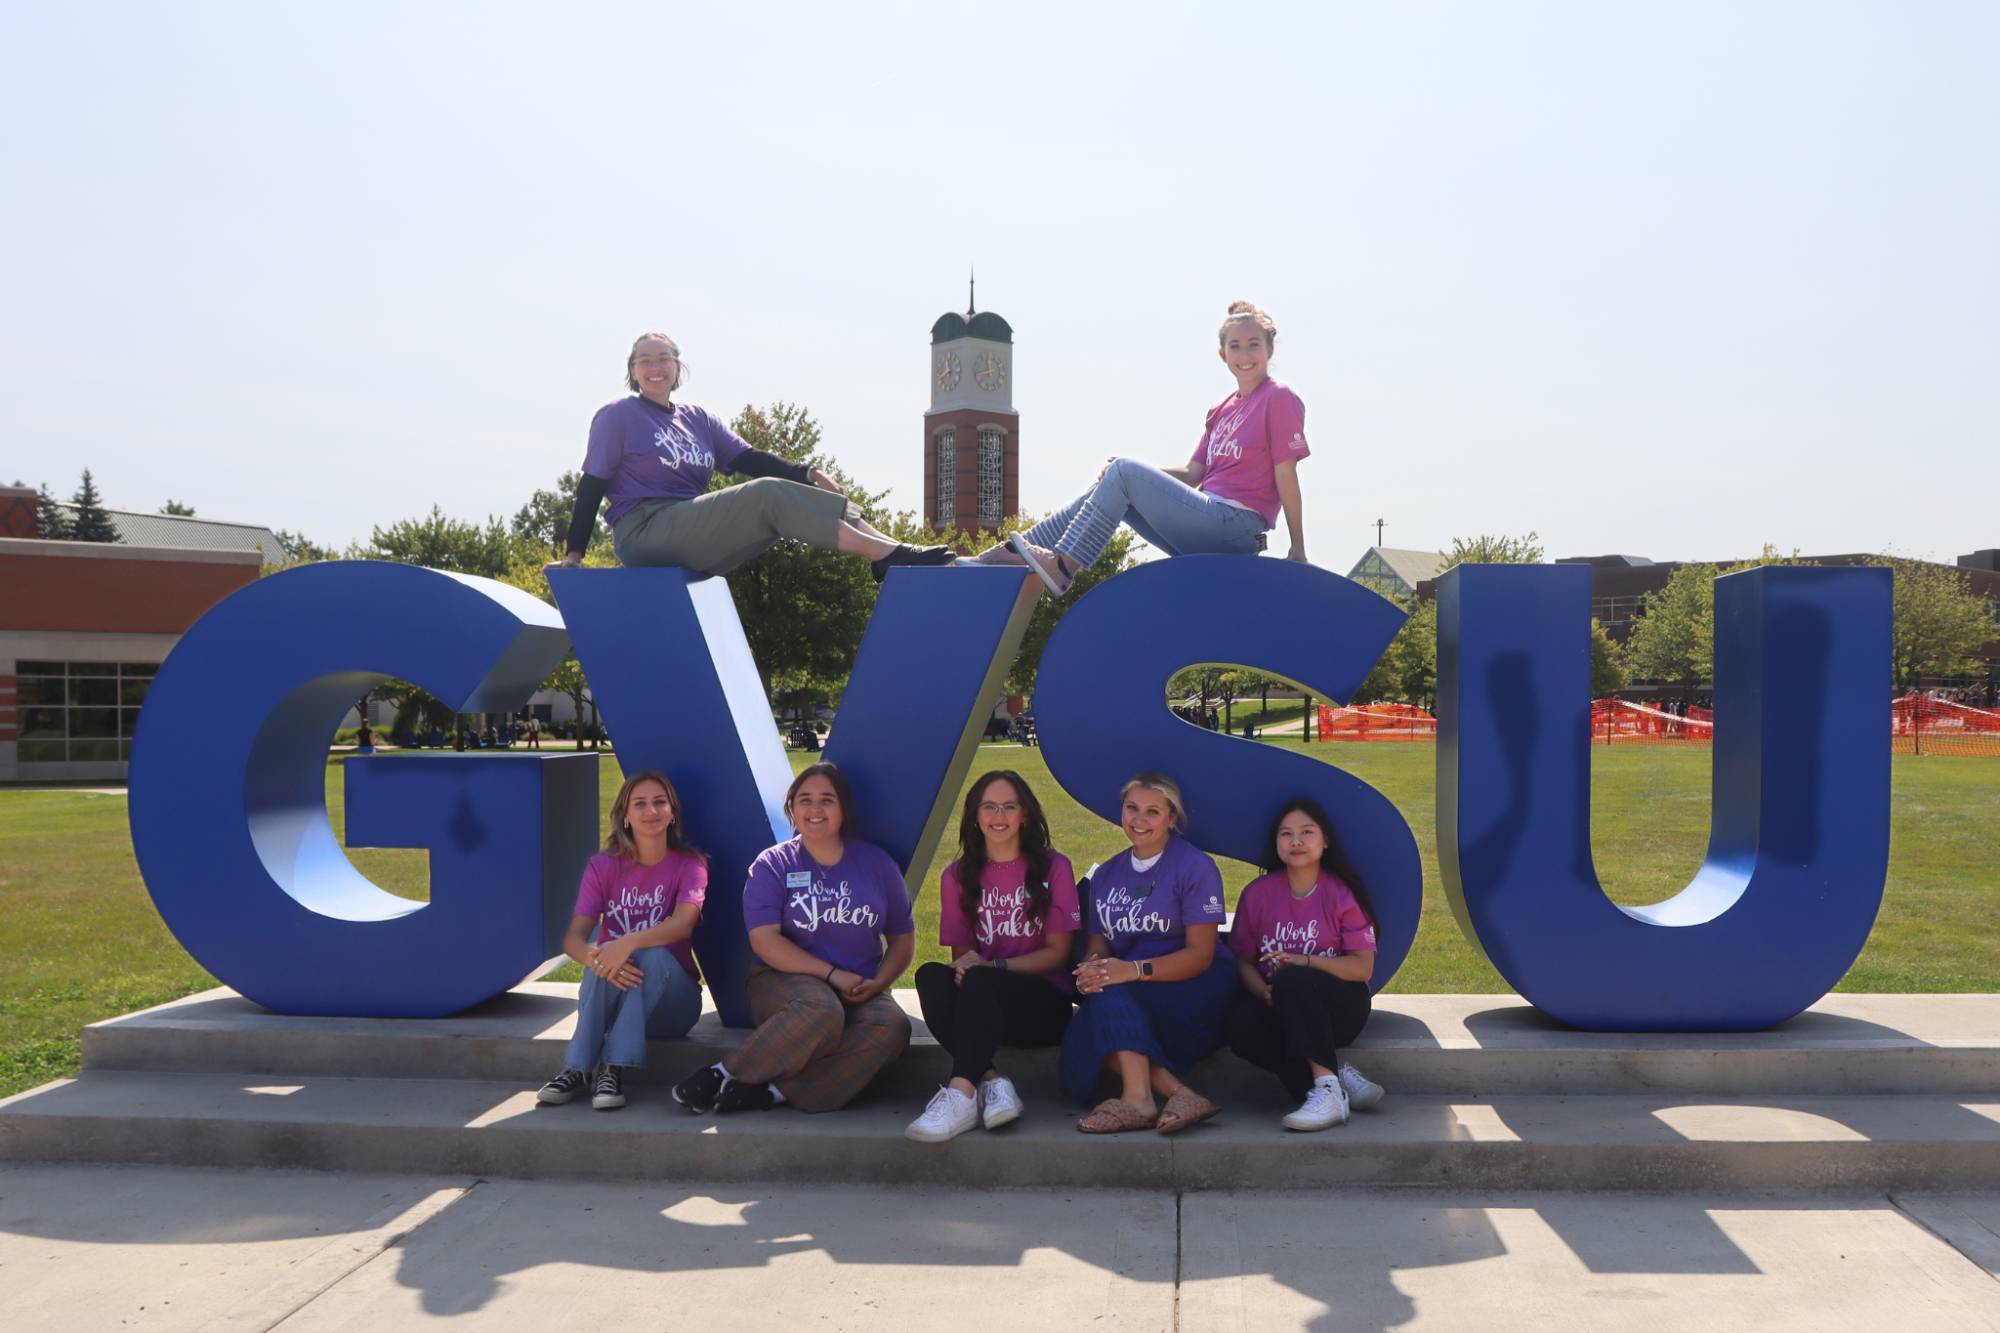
[1,485,264,783]
[923,290,1019,537]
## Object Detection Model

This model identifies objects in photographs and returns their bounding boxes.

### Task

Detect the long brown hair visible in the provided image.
[606,770,705,865]
[953,771,1054,929]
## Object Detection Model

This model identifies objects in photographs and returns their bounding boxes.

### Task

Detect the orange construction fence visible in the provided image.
[1314,702,1438,741]
[1893,692,2000,756]
[1590,698,1714,745]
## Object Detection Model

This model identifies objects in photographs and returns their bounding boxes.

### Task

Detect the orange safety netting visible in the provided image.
[1314,702,1438,741]
[1893,692,2000,756]
[1590,698,1715,745]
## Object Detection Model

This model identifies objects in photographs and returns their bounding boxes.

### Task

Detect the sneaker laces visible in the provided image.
[1301,1083,1339,1116]
[921,1086,959,1119]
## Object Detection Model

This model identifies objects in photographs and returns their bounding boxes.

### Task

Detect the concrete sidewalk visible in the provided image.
[3,1165,1997,1331]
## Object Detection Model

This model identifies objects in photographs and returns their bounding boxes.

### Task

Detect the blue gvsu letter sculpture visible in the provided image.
[128,555,1893,1031]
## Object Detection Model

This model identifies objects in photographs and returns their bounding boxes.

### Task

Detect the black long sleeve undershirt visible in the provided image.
[564,473,610,557]
[730,449,813,484]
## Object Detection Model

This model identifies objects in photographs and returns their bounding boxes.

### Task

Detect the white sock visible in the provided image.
[713,1062,733,1086]
[768,1084,787,1105]
[1315,1073,1340,1088]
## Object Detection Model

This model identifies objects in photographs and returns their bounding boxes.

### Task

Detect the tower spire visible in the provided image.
[968,265,976,315]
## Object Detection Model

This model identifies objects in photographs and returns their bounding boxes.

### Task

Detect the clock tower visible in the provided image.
[924,281,1018,536]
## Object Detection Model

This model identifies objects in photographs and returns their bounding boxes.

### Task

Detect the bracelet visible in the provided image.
[826,964,837,982]
[996,957,1008,972]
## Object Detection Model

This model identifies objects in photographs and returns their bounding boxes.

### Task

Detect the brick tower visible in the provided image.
[923,280,1018,537]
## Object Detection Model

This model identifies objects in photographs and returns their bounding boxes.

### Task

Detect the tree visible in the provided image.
[11,480,69,539]
[1590,618,1629,697]
[1621,562,1716,699]
[68,469,120,543]
[271,529,332,566]
[1004,525,1135,697]
[1870,557,1993,690]
[354,506,535,578]
[1442,531,1544,568]
[160,499,197,516]
[513,470,611,558]
[1354,595,1437,708]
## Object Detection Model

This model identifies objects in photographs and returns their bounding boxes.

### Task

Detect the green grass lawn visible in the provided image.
[3,744,1995,1096]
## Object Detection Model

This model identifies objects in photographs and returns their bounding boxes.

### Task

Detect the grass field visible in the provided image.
[2,744,1995,1097]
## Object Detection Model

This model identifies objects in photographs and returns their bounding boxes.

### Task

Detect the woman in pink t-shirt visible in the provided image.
[979,301,1312,595]
[1224,797,1386,1132]
[535,770,707,1112]
[905,770,1082,1143]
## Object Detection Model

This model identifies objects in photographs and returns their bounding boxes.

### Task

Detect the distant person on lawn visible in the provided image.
[671,762,916,1115]
[905,770,1081,1143]
[536,771,707,1112]
[554,332,952,580]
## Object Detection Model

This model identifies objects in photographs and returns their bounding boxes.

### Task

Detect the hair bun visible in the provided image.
[1227,300,1259,315]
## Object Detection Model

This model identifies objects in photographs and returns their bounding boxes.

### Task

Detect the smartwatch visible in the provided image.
[1137,960,1155,981]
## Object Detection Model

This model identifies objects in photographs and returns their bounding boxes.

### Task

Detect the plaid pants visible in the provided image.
[727,967,911,1113]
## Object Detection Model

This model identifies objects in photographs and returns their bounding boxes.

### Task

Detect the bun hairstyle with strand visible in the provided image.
[626,331,689,393]
[1217,300,1277,351]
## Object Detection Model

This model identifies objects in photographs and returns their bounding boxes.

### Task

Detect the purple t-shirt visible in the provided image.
[742,837,916,978]
[582,397,750,527]
[572,849,708,980]
[939,852,1084,992]
[1188,378,1310,527]
[1228,871,1378,983]
[1085,836,1228,962]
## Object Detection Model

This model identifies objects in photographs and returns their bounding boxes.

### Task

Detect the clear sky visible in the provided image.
[5,1,1995,567]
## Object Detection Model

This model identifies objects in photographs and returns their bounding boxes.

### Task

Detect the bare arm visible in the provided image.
[847,932,916,1005]
[1273,458,1305,562]
[1269,947,1374,984]
[750,922,846,980]
[1237,954,1273,1004]
[1076,924,1220,991]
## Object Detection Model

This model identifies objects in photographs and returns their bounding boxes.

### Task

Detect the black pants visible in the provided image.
[1224,966,1372,1101]
[914,961,1075,1085]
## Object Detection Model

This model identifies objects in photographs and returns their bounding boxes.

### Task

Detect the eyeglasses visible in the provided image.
[632,354,679,367]
[978,802,1021,816]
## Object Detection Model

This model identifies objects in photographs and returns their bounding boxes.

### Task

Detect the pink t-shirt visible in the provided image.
[572,849,708,980]
[1228,870,1376,983]
[938,852,1084,992]
[1188,378,1310,527]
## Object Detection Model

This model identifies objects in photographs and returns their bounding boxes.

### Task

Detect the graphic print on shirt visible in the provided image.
[603,883,669,938]
[652,418,716,472]
[976,882,1047,948]
[1095,882,1174,941]
[1204,396,1256,465]
[788,875,883,935]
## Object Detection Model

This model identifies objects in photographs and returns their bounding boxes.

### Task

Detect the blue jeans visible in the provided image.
[564,946,702,1070]
[1022,458,1268,568]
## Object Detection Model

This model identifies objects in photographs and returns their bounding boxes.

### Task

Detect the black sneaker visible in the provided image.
[591,1065,626,1111]
[869,544,957,582]
[672,1063,727,1114]
[716,1079,777,1113]
[537,1067,588,1105]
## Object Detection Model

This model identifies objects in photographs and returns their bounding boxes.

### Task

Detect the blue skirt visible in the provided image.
[1058,954,1239,1104]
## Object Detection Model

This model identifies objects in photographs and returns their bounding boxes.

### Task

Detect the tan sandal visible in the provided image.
[1077,1098,1158,1134]
[1155,1087,1220,1135]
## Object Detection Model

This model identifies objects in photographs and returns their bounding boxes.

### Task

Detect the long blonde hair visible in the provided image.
[606,769,705,864]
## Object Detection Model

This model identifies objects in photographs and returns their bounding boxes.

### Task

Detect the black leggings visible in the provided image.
[1224,965,1372,1101]
[914,961,1075,1085]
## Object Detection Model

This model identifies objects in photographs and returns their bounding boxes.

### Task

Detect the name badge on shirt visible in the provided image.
[786,871,813,888]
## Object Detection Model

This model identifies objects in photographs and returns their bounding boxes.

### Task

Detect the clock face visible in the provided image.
[974,350,1007,392]
[935,352,961,391]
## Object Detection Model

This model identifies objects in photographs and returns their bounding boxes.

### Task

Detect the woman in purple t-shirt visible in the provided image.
[905,770,1082,1143]
[535,770,707,1112]
[1224,797,1385,1132]
[976,301,1312,595]
[553,331,953,579]
[670,762,917,1115]
[1061,772,1240,1134]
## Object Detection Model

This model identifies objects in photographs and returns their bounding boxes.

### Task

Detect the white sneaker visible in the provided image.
[905,1086,979,1143]
[1338,1063,1385,1112]
[1282,1077,1350,1131]
[980,1076,1023,1129]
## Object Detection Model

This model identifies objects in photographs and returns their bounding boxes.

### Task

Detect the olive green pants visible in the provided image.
[612,478,857,575]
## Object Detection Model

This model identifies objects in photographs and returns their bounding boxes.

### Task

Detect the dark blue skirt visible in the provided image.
[1058,954,1239,1103]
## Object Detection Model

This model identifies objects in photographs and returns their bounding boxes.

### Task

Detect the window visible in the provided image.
[12,661,155,764]
[976,428,1005,530]
[934,429,957,530]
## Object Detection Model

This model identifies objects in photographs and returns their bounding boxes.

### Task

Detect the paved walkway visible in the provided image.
[2,1165,1996,1330]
